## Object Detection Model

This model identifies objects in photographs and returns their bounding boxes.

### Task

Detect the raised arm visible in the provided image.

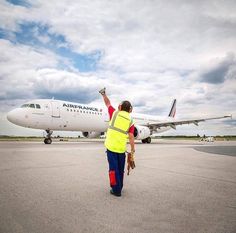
[99,87,111,108]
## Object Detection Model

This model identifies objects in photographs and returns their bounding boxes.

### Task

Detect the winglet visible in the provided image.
[168,99,177,118]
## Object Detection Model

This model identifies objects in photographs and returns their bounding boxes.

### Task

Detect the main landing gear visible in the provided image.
[44,130,53,144]
[142,137,151,144]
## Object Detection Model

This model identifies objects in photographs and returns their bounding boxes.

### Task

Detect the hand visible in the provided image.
[99,87,106,95]
[130,152,135,163]
[127,152,135,176]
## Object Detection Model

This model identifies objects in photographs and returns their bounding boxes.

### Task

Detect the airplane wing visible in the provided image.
[143,115,232,130]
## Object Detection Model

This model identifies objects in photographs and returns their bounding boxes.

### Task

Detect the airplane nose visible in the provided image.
[7,109,17,124]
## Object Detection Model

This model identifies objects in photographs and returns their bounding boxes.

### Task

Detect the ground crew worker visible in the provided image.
[99,88,135,197]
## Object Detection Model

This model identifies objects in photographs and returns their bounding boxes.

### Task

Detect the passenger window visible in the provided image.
[36,104,41,109]
[29,104,35,108]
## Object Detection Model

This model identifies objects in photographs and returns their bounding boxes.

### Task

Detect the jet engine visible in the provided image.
[133,125,151,140]
[82,132,102,138]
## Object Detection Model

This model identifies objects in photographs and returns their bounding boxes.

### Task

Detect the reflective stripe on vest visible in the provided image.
[108,111,133,135]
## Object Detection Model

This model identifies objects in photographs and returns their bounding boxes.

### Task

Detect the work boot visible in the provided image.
[110,189,121,197]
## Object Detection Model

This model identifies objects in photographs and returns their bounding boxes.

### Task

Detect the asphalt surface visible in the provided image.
[194,145,236,156]
[0,140,236,233]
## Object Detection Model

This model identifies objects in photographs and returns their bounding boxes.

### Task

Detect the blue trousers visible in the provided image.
[106,149,126,194]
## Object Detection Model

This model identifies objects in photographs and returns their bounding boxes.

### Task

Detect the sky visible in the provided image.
[0,0,235,136]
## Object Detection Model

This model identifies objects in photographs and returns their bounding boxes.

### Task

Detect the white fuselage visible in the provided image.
[7,99,171,134]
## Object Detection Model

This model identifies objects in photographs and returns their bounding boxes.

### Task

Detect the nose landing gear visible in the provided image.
[44,130,53,144]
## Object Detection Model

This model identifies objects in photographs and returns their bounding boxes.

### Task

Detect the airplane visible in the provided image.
[6,98,232,144]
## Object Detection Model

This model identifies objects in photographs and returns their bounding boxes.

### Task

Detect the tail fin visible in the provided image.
[168,99,176,118]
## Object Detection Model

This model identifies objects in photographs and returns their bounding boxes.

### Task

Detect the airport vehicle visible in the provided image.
[7,99,231,144]
[200,136,215,142]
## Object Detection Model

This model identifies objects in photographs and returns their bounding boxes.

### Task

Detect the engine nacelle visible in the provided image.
[82,131,102,138]
[133,125,151,140]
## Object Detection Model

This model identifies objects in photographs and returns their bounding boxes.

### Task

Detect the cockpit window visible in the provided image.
[21,103,40,108]
[21,104,29,108]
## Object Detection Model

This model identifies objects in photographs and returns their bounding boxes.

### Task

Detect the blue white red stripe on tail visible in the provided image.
[168,99,176,118]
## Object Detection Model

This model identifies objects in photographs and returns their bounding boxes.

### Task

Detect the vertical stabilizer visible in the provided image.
[168,99,176,118]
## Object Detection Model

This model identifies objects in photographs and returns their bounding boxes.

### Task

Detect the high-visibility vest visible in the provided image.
[105,110,133,153]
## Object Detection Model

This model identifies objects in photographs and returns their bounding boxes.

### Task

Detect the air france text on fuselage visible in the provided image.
[63,103,101,112]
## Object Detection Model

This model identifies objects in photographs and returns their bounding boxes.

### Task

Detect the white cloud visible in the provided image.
[0,1,29,31]
[0,39,59,106]
[24,0,236,72]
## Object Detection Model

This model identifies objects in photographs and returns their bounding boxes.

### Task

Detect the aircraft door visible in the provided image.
[51,101,60,118]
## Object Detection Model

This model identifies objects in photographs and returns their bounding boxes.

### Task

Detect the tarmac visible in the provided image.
[0,139,235,233]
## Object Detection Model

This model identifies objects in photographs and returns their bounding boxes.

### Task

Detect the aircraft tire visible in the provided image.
[146,137,151,144]
[44,138,52,144]
[142,138,147,143]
